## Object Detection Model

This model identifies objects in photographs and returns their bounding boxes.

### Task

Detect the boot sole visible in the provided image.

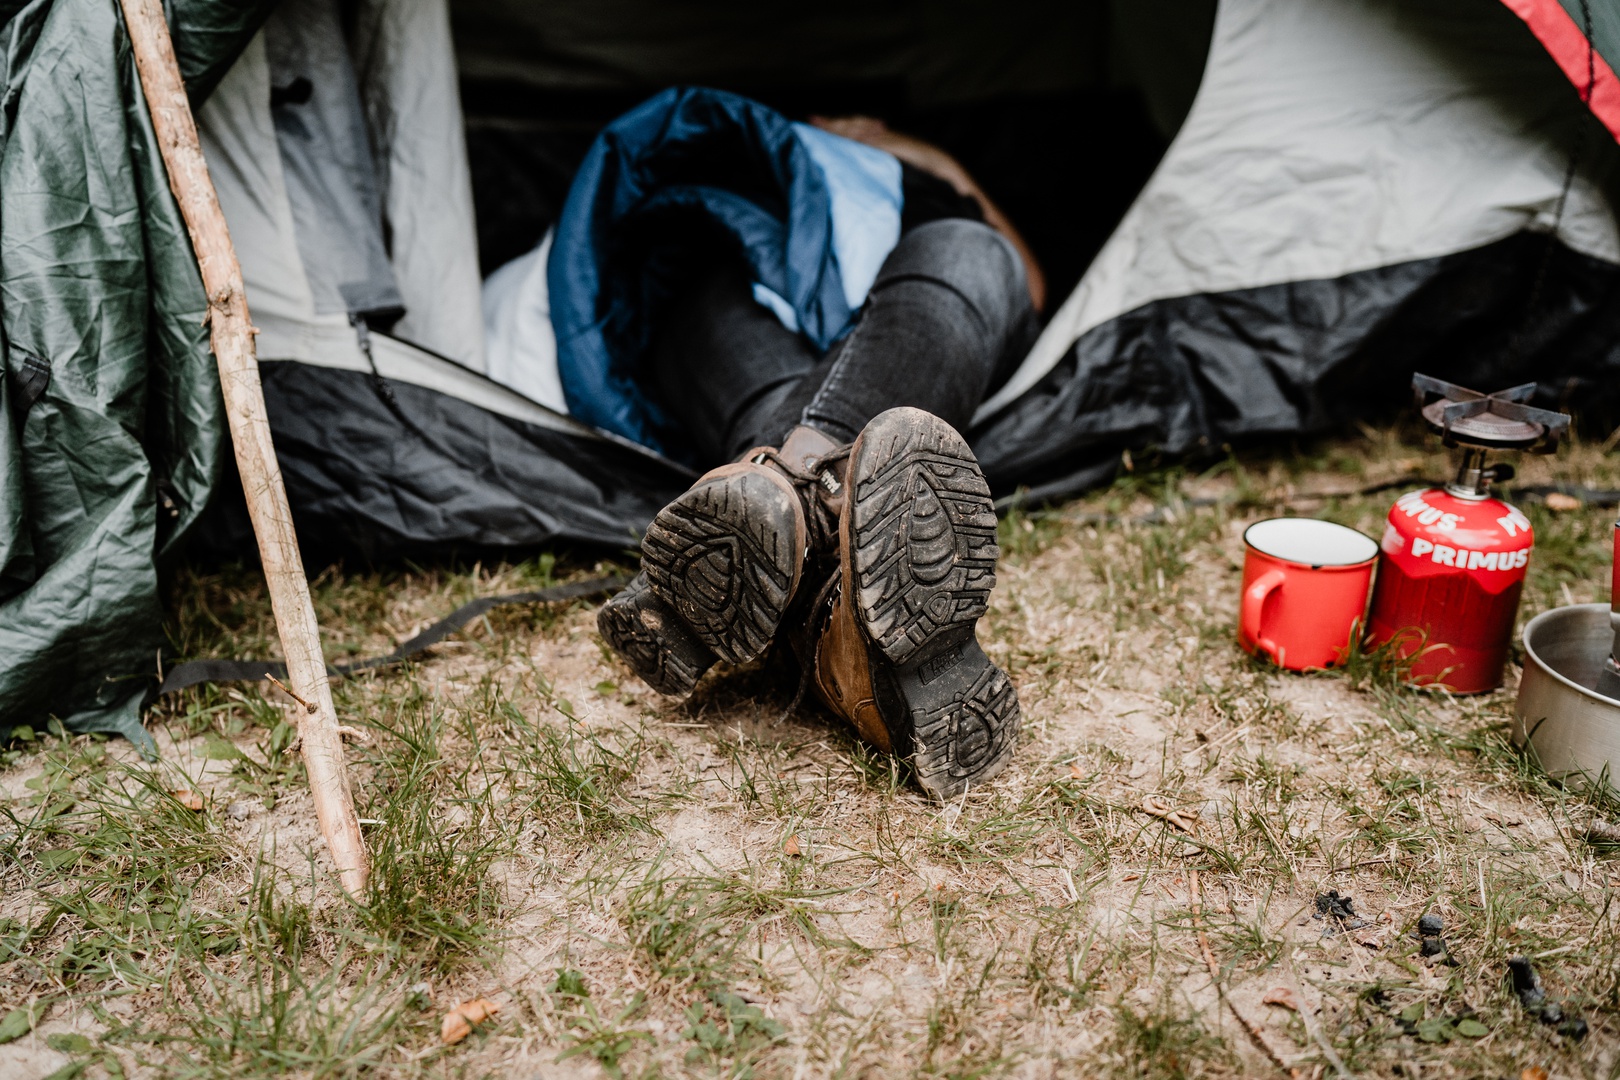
[597,573,717,697]
[642,466,806,666]
[846,407,1019,798]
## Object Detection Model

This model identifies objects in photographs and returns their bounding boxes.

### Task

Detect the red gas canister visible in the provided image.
[1363,375,1568,693]
[1365,488,1532,692]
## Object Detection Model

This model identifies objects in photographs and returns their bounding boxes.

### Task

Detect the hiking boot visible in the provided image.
[596,571,719,697]
[805,407,1019,798]
[640,425,847,668]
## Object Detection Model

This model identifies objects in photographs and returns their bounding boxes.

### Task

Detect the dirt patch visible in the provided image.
[4,430,1620,1078]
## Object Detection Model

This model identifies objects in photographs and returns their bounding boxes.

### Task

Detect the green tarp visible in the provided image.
[0,0,270,746]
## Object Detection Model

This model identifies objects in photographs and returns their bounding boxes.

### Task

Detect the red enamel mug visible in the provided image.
[1239,518,1378,671]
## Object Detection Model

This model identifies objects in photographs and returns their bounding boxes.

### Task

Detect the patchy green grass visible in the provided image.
[4,425,1620,1078]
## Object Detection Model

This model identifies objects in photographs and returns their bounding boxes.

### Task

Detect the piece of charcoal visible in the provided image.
[1316,890,1357,920]
[1314,890,1360,934]
[1507,956,1587,1040]
[1508,956,1545,1008]
[1416,913,1455,964]
[1557,1016,1590,1041]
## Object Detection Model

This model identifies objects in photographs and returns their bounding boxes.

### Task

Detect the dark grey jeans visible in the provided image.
[651,219,1038,465]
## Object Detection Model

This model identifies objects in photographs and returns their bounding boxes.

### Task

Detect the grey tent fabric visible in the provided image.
[202,0,484,371]
[191,0,696,559]
[264,0,402,319]
[351,0,485,368]
[968,0,1620,502]
[980,0,1620,424]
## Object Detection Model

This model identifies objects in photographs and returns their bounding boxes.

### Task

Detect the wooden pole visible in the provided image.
[117,0,368,895]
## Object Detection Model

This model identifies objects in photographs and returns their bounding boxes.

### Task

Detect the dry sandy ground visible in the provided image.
[3,430,1619,1079]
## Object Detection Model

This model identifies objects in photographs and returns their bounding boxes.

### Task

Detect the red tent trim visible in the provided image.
[1501,0,1620,142]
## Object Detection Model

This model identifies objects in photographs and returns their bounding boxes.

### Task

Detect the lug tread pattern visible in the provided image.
[642,470,801,665]
[596,574,716,697]
[910,663,1020,798]
[849,412,1000,665]
[844,408,1019,800]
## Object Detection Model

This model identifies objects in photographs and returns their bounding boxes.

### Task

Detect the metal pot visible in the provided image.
[1513,603,1620,793]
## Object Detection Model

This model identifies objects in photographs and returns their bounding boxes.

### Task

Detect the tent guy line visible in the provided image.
[152,575,629,699]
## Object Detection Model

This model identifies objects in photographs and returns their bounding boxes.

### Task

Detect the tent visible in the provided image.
[4,0,1620,741]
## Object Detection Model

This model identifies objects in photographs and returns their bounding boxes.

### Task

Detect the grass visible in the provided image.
[4,424,1620,1077]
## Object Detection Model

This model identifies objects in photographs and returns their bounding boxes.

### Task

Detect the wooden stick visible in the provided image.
[116,0,368,895]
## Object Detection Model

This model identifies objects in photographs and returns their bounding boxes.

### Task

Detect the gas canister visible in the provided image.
[1364,375,1568,693]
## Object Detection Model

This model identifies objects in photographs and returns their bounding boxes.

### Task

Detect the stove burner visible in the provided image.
[1413,374,1570,453]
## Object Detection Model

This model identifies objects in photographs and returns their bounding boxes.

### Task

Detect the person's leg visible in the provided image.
[612,259,840,681]
[652,218,1035,461]
[785,221,1032,797]
[799,218,1036,443]
[606,219,1030,798]
[651,260,821,467]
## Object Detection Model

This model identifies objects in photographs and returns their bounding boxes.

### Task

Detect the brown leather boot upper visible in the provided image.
[799,432,895,754]
[810,580,892,751]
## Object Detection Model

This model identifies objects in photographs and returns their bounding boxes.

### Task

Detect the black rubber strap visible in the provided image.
[1512,484,1620,506]
[156,573,628,697]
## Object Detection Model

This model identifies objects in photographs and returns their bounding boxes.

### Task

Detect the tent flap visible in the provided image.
[171,0,278,104]
[0,0,262,740]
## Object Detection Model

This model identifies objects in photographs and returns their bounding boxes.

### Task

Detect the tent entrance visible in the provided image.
[191,0,1620,546]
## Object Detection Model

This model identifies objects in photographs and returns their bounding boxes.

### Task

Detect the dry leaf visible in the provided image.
[440,1013,471,1046]
[1261,987,1300,1011]
[170,789,204,812]
[1351,924,1390,949]
[1544,492,1583,511]
[1521,1068,1550,1080]
[784,834,803,857]
[1068,762,1085,779]
[440,998,500,1045]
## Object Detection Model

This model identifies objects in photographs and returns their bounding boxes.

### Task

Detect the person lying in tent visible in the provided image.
[558,89,1046,799]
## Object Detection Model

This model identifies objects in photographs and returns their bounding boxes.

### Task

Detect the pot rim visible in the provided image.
[1520,603,1620,708]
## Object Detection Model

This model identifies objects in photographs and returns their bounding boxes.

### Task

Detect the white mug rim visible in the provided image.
[1243,517,1377,569]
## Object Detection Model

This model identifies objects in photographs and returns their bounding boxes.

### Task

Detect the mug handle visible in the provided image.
[1243,569,1286,664]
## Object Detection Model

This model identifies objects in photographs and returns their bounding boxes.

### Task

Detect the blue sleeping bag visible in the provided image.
[547,87,903,456]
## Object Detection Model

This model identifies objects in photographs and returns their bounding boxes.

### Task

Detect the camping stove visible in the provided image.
[1364,375,1569,693]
